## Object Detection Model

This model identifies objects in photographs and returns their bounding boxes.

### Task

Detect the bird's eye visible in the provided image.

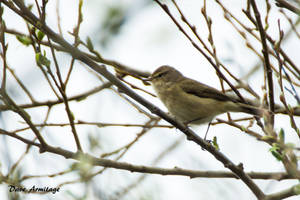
[156,72,166,78]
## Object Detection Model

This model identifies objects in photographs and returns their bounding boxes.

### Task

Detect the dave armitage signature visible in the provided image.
[8,185,60,194]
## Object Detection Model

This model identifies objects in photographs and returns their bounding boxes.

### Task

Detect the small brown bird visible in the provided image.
[145,65,263,126]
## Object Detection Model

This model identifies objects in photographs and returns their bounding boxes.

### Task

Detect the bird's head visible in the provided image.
[144,65,183,85]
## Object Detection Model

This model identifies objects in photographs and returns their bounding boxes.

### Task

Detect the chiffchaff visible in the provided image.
[145,65,263,126]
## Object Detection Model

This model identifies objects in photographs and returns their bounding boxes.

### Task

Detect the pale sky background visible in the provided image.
[0,0,299,199]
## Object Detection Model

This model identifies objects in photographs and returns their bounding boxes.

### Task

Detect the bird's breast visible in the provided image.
[153,83,227,124]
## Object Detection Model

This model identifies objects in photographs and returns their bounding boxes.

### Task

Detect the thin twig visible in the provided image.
[250,0,275,129]
[275,0,300,15]
[0,82,112,111]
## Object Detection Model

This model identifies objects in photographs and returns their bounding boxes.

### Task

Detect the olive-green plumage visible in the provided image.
[148,65,262,124]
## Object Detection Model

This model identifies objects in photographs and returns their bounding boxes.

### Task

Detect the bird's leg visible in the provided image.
[204,121,212,142]
[184,117,212,144]
[200,122,212,151]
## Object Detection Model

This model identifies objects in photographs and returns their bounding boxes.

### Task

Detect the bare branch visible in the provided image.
[275,0,300,15]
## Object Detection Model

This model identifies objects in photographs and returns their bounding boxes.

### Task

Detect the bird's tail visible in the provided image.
[225,101,267,117]
[235,103,266,117]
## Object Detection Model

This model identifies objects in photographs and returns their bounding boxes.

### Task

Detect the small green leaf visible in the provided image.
[269,144,283,161]
[270,150,283,161]
[27,4,34,10]
[79,0,83,23]
[86,36,94,51]
[212,136,220,151]
[16,35,32,46]
[241,125,247,132]
[79,0,83,9]
[36,30,45,41]
[35,52,50,68]
[264,23,269,31]
[279,128,285,143]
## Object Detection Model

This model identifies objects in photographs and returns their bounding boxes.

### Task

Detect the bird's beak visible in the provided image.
[143,76,154,82]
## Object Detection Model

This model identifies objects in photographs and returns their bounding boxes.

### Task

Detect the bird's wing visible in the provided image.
[179,78,236,102]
